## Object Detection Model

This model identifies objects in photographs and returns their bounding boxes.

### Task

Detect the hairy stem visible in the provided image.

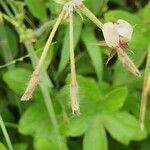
[34,19,56,37]
[78,4,103,29]
[21,11,64,100]
[6,0,18,15]
[0,0,13,17]
[2,5,65,149]
[2,13,19,27]
[69,13,80,115]
[24,42,64,150]
[0,114,13,150]
[139,44,150,130]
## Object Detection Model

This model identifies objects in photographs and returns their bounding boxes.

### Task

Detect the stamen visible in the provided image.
[119,37,128,49]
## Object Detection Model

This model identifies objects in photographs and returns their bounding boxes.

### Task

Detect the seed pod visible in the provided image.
[117,48,141,78]
[70,82,80,115]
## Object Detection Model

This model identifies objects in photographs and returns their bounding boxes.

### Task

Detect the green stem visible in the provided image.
[69,13,80,115]
[24,42,63,150]
[78,4,103,29]
[2,4,65,150]
[2,14,19,27]
[6,0,18,15]
[69,13,76,83]
[21,11,63,100]
[3,11,64,148]
[0,21,22,114]
[35,11,64,72]
[40,85,63,149]
[5,122,18,129]
[34,19,56,37]
[139,44,150,130]
[0,0,13,17]
[0,114,13,150]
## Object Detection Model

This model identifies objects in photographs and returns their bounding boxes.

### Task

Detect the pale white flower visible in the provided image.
[102,19,141,78]
[102,19,133,48]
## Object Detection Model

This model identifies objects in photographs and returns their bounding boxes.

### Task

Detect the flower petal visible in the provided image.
[116,19,133,42]
[102,22,119,48]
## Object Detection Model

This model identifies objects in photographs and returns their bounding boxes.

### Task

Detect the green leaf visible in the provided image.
[0,101,13,122]
[34,138,58,150]
[0,143,7,150]
[140,139,150,150]
[141,2,150,20]
[143,24,150,42]
[98,81,111,96]
[3,68,31,95]
[19,102,68,149]
[48,1,62,15]
[109,0,125,6]
[0,24,18,62]
[102,112,147,145]
[57,16,82,76]
[104,10,141,24]
[53,0,65,4]
[13,143,28,150]
[99,87,128,113]
[112,62,143,88]
[57,75,101,114]
[123,91,141,116]
[81,27,103,81]
[77,53,95,75]
[130,24,149,50]
[19,102,52,138]
[60,116,91,137]
[84,0,104,15]
[25,0,47,21]
[83,116,108,150]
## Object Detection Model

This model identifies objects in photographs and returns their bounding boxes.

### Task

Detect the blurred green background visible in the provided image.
[0,0,150,150]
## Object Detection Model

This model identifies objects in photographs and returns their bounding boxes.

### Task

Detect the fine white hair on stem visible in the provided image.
[139,45,150,130]
[116,48,141,78]
[21,11,64,101]
[77,4,103,29]
[69,13,80,115]
[139,75,150,131]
